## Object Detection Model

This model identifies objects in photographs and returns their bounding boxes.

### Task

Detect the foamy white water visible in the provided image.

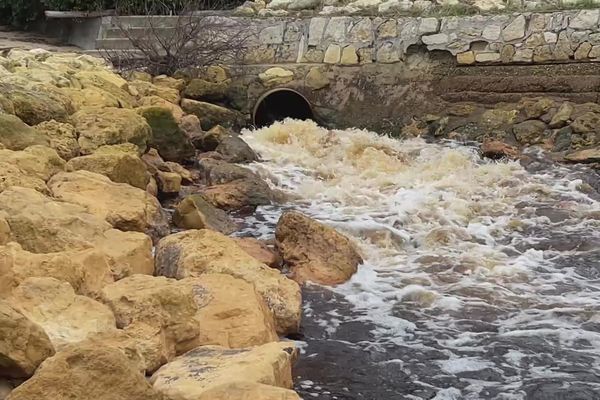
[240,119,600,399]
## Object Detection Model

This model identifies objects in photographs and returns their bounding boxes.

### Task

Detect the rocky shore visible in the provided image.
[0,49,363,400]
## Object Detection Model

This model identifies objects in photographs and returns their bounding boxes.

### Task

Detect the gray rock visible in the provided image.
[569,10,600,30]
[502,15,526,41]
[259,23,285,44]
[308,18,328,46]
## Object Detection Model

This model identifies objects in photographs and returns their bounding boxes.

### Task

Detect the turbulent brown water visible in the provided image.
[238,119,600,400]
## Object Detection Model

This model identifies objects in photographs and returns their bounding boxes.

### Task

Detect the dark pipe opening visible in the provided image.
[253,89,314,128]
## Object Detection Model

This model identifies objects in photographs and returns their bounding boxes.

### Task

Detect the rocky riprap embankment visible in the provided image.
[404,97,600,165]
[0,49,363,400]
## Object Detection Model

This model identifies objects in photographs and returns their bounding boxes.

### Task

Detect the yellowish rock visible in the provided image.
[0,187,112,253]
[156,170,181,195]
[234,237,282,269]
[34,120,80,160]
[0,162,48,195]
[66,145,151,189]
[6,344,164,400]
[195,382,301,400]
[182,274,278,348]
[48,170,168,239]
[94,229,154,280]
[138,95,185,121]
[129,79,181,104]
[9,277,117,348]
[155,229,301,334]
[0,300,54,378]
[0,242,114,299]
[0,145,65,182]
[60,87,122,110]
[71,107,152,155]
[153,75,186,91]
[258,67,294,86]
[173,195,237,234]
[276,211,362,285]
[100,275,200,360]
[150,342,296,400]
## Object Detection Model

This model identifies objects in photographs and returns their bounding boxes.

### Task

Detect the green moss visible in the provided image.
[137,106,195,163]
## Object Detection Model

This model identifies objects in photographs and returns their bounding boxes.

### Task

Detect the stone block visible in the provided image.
[324,44,342,64]
[421,33,449,45]
[418,17,439,34]
[482,23,502,41]
[305,67,330,90]
[377,19,397,38]
[340,45,359,65]
[533,45,553,62]
[259,24,285,45]
[357,47,374,63]
[376,42,400,63]
[324,17,349,42]
[502,15,526,42]
[513,48,533,62]
[302,48,324,63]
[500,44,515,63]
[589,45,600,58]
[569,10,600,30]
[575,42,592,59]
[544,31,557,44]
[308,17,328,46]
[456,51,475,64]
[475,52,500,63]
[348,18,373,42]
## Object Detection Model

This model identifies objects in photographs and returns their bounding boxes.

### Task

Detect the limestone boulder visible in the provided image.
[6,344,165,400]
[234,238,282,269]
[0,301,54,378]
[276,211,362,285]
[480,139,519,160]
[0,114,49,150]
[100,275,200,364]
[202,179,273,211]
[156,171,182,195]
[512,120,548,145]
[33,120,79,160]
[94,229,154,280]
[0,243,113,299]
[66,145,150,189]
[0,162,48,195]
[129,80,180,104]
[73,70,136,108]
[183,78,230,102]
[138,107,195,163]
[197,125,231,151]
[1,83,73,125]
[194,382,301,400]
[198,158,259,184]
[0,146,65,182]
[215,135,258,163]
[0,187,112,253]
[48,171,169,239]
[173,195,237,234]
[155,229,302,334]
[9,277,117,348]
[0,213,10,245]
[564,147,600,163]
[150,342,296,400]
[72,107,152,155]
[153,75,186,91]
[258,67,294,86]
[181,99,243,131]
[61,87,122,110]
[138,96,184,121]
[182,274,278,348]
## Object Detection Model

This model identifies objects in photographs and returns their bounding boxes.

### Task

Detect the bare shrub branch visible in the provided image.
[102,0,255,75]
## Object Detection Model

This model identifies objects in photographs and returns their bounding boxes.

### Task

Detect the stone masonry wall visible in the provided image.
[238,10,600,66]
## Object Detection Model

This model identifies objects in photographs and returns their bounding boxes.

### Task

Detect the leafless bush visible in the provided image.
[103,0,254,75]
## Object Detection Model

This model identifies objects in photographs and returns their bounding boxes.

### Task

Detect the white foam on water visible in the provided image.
[240,119,600,397]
